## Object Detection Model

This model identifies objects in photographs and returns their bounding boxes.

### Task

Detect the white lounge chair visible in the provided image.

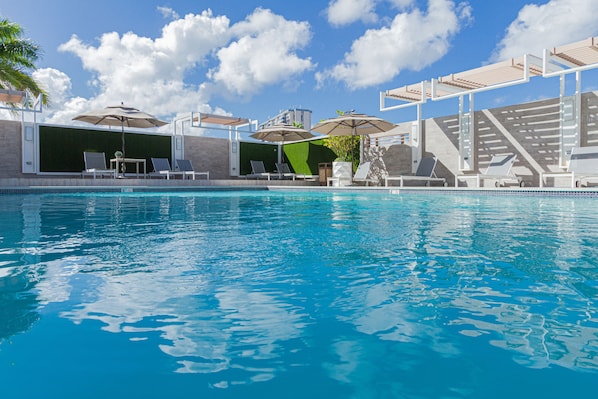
[82,152,115,179]
[385,157,447,187]
[327,162,378,186]
[175,159,209,180]
[247,160,278,180]
[150,158,184,179]
[540,146,598,187]
[455,154,523,187]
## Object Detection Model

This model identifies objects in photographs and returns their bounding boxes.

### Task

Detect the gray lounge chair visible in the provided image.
[540,146,598,187]
[247,160,278,180]
[455,154,523,187]
[385,157,447,187]
[275,162,296,180]
[276,162,318,181]
[82,152,115,179]
[175,159,209,180]
[150,158,184,179]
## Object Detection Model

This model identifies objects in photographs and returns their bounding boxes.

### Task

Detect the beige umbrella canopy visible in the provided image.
[311,112,396,170]
[73,103,168,157]
[250,125,315,162]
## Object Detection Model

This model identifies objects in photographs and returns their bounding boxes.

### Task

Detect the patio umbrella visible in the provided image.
[72,103,168,158]
[311,112,396,173]
[250,125,314,162]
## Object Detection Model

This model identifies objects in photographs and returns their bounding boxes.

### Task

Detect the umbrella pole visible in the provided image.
[120,121,126,175]
[351,127,355,177]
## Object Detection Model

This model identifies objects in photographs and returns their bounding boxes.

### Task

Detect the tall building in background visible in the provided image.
[258,108,312,130]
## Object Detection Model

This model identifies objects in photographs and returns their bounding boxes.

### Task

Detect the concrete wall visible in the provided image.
[364,91,598,187]
[0,120,23,178]
[184,136,230,179]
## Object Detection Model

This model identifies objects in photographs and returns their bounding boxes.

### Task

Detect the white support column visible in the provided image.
[410,103,422,173]
[172,115,188,162]
[458,94,475,171]
[21,122,37,173]
[559,73,581,167]
[576,70,582,141]
[229,127,240,176]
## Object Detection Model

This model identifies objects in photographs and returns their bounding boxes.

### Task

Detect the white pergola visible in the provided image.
[0,89,44,174]
[381,37,598,171]
[172,112,257,177]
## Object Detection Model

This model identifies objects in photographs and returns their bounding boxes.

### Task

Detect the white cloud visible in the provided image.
[316,0,471,90]
[207,8,314,98]
[387,0,415,9]
[33,68,72,108]
[326,0,378,26]
[30,68,92,125]
[42,8,313,125]
[157,6,179,20]
[55,9,231,124]
[491,0,598,62]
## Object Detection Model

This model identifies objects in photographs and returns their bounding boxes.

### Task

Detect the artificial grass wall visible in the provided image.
[239,139,336,175]
[39,125,171,172]
[283,139,336,174]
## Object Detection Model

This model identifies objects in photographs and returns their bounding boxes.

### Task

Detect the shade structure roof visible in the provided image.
[0,89,26,104]
[384,56,543,103]
[550,36,598,66]
[544,36,598,75]
[382,37,598,109]
[436,57,543,92]
[191,112,250,127]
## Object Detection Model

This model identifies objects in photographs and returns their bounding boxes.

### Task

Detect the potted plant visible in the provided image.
[323,135,359,186]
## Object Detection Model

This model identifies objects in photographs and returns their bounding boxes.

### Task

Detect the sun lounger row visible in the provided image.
[82,152,209,180]
[246,160,317,180]
[85,147,598,187]
[150,158,209,180]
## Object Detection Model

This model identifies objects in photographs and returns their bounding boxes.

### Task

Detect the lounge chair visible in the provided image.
[175,159,209,180]
[327,162,379,186]
[385,157,447,187]
[150,158,184,179]
[276,162,318,181]
[275,162,296,180]
[82,152,115,179]
[247,160,278,180]
[540,146,598,187]
[455,154,524,187]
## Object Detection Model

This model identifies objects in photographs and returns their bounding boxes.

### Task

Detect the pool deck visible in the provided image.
[2,177,598,197]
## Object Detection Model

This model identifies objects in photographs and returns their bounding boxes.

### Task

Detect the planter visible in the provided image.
[331,161,352,187]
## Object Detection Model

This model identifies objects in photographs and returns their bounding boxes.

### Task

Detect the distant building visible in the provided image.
[258,108,312,130]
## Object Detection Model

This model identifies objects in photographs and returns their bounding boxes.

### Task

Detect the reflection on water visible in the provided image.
[0,192,597,397]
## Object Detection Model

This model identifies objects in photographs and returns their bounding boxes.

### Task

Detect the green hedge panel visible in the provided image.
[39,126,171,172]
[239,142,279,175]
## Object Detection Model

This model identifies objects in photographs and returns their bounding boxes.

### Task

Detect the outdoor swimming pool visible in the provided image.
[0,190,597,398]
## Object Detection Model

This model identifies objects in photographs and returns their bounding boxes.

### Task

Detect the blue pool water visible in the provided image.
[0,190,597,398]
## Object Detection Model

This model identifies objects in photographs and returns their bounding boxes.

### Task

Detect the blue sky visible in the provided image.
[1,0,597,131]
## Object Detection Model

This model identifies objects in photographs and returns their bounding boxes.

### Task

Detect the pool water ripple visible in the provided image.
[1,192,598,398]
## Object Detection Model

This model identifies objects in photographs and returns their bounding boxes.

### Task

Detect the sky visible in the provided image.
[1,0,598,133]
